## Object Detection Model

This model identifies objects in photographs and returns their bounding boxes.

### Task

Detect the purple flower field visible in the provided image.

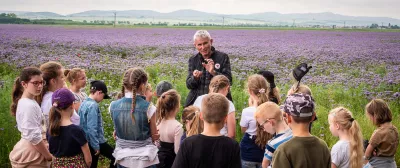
[1,24,399,88]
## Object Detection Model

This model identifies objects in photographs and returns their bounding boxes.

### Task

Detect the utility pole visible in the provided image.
[113,12,117,28]
[381,22,384,29]
[343,21,346,28]
[292,19,296,27]
[222,16,225,27]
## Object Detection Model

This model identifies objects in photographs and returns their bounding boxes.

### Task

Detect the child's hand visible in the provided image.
[113,130,117,140]
[152,133,160,141]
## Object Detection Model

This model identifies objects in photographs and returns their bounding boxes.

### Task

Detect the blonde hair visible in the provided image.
[329,107,363,168]
[64,68,85,84]
[201,93,229,124]
[146,83,152,91]
[182,106,203,137]
[365,99,392,126]
[292,84,312,96]
[121,67,148,123]
[247,74,272,147]
[247,74,270,105]
[255,102,283,122]
[156,90,181,124]
[209,75,230,93]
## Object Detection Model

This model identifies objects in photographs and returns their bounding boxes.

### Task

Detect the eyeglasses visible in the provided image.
[29,81,46,87]
[258,118,275,129]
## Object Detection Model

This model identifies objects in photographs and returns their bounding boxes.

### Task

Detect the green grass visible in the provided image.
[0,63,399,167]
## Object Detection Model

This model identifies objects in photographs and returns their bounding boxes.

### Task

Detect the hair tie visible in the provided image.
[259,88,266,94]
[52,102,58,107]
[349,118,354,122]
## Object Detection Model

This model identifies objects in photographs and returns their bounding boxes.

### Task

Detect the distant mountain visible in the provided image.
[5,9,400,26]
[20,12,64,17]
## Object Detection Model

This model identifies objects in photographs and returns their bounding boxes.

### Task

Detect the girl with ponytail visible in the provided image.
[239,74,273,168]
[9,67,53,167]
[193,75,236,139]
[47,88,92,167]
[328,107,363,168]
[181,106,204,143]
[156,90,183,168]
[110,67,159,168]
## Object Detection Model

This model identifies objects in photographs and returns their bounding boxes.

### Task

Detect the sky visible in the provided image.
[0,0,399,19]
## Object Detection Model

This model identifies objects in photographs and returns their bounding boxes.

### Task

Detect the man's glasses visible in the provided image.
[29,81,46,87]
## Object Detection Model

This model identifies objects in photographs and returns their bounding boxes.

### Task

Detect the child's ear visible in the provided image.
[335,123,340,130]
[199,112,203,120]
[287,115,292,124]
[311,112,316,123]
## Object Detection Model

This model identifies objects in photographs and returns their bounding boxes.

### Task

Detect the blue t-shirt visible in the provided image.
[47,124,87,157]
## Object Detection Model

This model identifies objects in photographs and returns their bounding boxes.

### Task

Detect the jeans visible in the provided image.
[89,142,116,168]
[241,160,262,168]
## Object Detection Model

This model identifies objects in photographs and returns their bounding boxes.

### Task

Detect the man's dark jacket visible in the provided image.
[185,46,232,107]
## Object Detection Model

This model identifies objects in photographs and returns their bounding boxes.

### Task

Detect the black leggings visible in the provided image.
[89,143,116,168]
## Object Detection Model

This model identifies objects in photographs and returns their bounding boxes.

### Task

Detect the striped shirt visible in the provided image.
[264,129,293,162]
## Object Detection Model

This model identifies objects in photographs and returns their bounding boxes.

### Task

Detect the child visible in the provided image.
[145,83,153,102]
[9,67,52,167]
[172,93,241,168]
[38,61,67,127]
[254,102,292,168]
[272,93,331,168]
[156,90,184,168]
[364,99,398,168]
[193,75,236,139]
[155,80,173,98]
[110,67,159,168]
[258,70,281,104]
[181,106,203,143]
[47,88,92,167]
[78,80,115,168]
[64,68,88,112]
[328,107,363,168]
[240,74,272,168]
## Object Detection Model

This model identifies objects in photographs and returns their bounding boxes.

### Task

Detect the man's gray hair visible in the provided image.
[193,30,211,41]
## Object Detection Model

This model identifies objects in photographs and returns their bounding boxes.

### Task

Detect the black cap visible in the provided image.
[90,80,111,99]
[156,81,173,97]
[292,63,312,82]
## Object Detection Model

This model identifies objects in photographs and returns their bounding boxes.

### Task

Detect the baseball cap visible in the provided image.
[292,63,312,82]
[90,80,111,99]
[281,93,315,117]
[52,88,75,109]
[156,80,173,97]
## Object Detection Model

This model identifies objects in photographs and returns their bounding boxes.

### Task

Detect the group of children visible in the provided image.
[8,61,399,168]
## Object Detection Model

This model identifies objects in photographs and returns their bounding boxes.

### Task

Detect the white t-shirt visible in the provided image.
[41,91,53,127]
[239,106,258,136]
[41,91,80,126]
[331,140,350,168]
[17,98,43,145]
[193,94,235,136]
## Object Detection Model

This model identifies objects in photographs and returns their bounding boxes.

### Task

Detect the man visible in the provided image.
[185,30,232,107]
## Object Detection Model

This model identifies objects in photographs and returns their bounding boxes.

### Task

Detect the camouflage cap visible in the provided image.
[282,93,315,117]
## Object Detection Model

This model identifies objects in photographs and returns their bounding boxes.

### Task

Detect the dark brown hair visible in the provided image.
[366,99,392,126]
[11,67,42,116]
[49,100,73,136]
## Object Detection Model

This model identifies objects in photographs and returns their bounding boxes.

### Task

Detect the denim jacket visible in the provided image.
[110,95,151,141]
[78,97,106,150]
